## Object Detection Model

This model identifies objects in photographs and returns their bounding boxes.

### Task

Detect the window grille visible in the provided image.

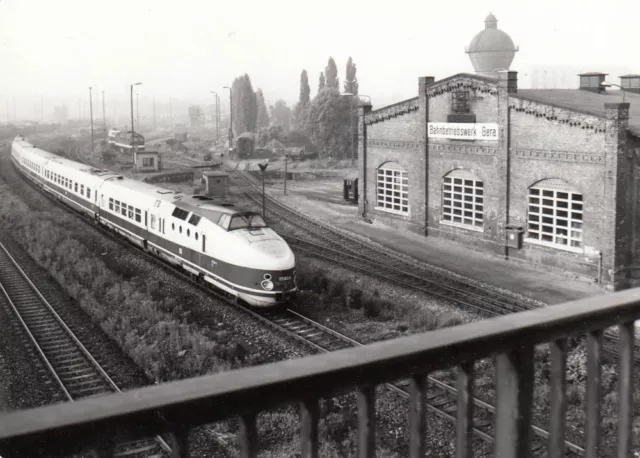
[442,170,484,228]
[527,183,583,249]
[376,165,409,214]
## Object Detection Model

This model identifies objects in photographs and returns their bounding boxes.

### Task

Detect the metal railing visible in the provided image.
[1,289,639,458]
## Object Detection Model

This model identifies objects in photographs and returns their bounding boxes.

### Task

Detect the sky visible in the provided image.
[0,0,638,123]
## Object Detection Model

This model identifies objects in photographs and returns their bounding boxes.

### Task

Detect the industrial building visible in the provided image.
[357,14,640,290]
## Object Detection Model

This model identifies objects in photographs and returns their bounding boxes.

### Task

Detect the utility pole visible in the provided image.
[89,86,94,154]
[131,82,142,163]
[210,91,220,142]
[284,153,288,195]
[102,91,106,141]
[136,92,139,129]
[258,163,268,218]
[223,86,233,152]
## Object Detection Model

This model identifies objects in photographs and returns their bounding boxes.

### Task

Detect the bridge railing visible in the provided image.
[1,289,639,458]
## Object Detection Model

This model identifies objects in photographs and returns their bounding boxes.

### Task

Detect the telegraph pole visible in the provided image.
[284,153,288,195]
[102,91,106,140]
[136,92,139,129]
[89,87,94,154]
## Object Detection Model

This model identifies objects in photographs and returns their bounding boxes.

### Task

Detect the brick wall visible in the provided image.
[364,111,423,232]
[357,72,636,288]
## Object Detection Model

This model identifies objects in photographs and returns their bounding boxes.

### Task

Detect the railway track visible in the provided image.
[227,168,538,315]
[0,239,173,457]
[247,305,585,456]
[12,140,585,454]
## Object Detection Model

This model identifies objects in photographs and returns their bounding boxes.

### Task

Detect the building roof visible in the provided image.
[515,89,640,137]
[620,74,640,78]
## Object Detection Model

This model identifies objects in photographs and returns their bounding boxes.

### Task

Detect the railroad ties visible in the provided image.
[0,239,172,458]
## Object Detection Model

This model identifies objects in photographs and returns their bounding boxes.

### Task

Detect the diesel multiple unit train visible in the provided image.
[10,136,297,307]
[108,129,146,153]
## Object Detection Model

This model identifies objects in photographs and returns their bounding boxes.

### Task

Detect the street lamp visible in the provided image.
[258,161,269,218]
[130,82,142,161]
[223,86,233,153]
[342,93,371,162]
[210,91,220,141]
[102,91,106,142]
[601,81,627,103]
[89,87,94,155]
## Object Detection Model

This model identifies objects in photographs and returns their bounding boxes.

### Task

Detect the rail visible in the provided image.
[1,289,639,458]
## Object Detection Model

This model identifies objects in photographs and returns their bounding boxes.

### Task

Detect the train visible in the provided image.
[108,129,146,153]
[10,136,297,307]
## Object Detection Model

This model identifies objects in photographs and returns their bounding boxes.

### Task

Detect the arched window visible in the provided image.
[442,169,484,228]
[376,162,408,214]
[527,179,583,249]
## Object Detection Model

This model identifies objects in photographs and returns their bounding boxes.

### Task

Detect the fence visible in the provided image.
[1,289,639,458]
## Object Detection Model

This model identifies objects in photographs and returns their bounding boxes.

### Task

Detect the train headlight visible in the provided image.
[261,280,274,291]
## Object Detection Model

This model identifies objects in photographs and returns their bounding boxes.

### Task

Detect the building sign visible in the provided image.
[428,122,499,141]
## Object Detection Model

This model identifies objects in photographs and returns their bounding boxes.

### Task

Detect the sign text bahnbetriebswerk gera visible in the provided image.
[427,122,499,141]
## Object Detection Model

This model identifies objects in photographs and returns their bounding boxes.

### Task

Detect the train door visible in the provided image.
[144,211,148,227]
[202,234,206,253]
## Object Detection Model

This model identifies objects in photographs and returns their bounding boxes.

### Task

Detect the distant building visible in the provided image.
[134,151,161,173]
[357,14,640,291]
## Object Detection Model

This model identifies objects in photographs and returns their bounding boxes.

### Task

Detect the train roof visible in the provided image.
[174,195,253,223]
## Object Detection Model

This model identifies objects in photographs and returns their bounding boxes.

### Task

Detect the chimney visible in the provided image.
[620,74,640,94]
[578,72,607,93]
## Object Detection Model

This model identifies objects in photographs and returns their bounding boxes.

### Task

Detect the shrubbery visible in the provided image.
[0,194,261,382]
[294,265,462,334]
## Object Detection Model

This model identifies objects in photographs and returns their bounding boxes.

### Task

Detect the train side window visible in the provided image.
[187,229,190,237]
[109,198,114,210]
[195,232,199,241]
[74,182,78,193]
[128,205,134,219]
[87,188,91,199]
[80,185,84,194]
[202,234,206,252]
[179,226,182,234]
[150,214,156,230]
[115,200,120,213]
[122,204,127,217]
[172,222,175,231]
[135,209,141,223]
[144,211,147,226]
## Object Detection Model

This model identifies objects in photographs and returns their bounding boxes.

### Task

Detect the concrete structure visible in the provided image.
[202,171,229,197]
[134,150,161,173]
[466,13,518,78]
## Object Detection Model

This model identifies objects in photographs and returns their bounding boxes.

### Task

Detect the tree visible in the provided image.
[293,70,312,135]
[307,87,351,158]
[270,100,292,133]
[319,72,326,91]
[299,70,311,106]
[344,57,359,95]
[325,57,339,89]
[256,89,269,129]
[231,74,258,134]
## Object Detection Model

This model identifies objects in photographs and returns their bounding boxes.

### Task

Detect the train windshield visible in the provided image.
[227,213,268,231]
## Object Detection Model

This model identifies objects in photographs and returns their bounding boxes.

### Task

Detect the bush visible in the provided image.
[347,288,363,309]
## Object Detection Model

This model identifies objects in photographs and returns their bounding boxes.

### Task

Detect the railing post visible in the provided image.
[456,361,474,458]
[239,413,258,458]
[585,330,603,458]
[357,384,376,458]
[300,398,319,458]
[171,428,190,458]
[548,339,567,458]
[494,346,534,458]
[409,374,427,458]
[617,322,635,458]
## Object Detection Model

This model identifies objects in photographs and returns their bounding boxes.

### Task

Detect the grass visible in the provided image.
[0,189,259,383]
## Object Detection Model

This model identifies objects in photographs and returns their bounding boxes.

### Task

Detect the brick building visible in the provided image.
[357,70,640,290]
